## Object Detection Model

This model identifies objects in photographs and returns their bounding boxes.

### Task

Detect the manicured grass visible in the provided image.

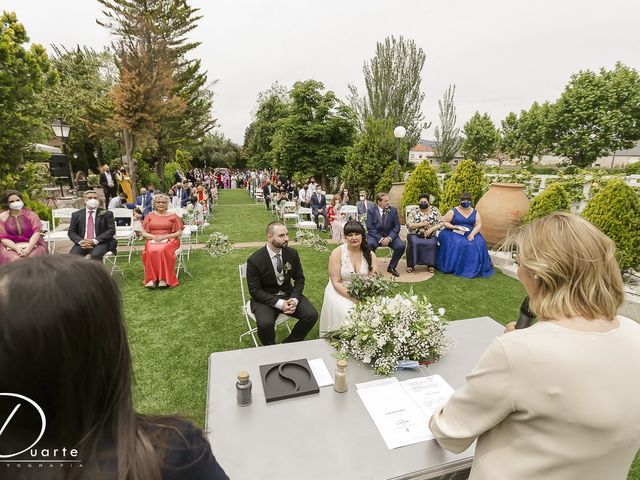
[118,189,638,479]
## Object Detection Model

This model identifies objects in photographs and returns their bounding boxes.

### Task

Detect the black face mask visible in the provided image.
[419,202,429,209]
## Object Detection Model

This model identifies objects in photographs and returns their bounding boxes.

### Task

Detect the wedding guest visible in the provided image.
[68,190,117,261]
[405,194,443,273]
[340,188,351,205]
[0,190,48,265]
[141,194,184,288]
[298,184,310,208]
[116,166,134,203]
[356,191,373,221]
[135,187,154,218]
[430,212,640,480]
[319,221,377,335]
[366,193,405,277]
[99,164,118,207]
[436,192,494,278]
[0,255,229,479]
[174,182,189,208]
[246,221,318,345]
[310,187,328,231]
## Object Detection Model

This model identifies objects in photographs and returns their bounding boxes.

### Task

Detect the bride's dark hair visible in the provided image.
[343,220,373,272]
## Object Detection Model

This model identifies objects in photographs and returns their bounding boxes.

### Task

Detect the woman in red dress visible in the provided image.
[141,194,184,288]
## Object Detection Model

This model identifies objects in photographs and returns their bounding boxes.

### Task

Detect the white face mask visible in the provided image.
[85,199,100,209]
[9,200,24,210]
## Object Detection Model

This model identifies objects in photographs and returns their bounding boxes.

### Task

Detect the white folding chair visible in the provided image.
[339,205,358,222]
[44,208,78,253]
[238,263,291,347]
[282,201,298,223]
[175,240,192,278]
[111,208,137,262]
[180,227,193,260]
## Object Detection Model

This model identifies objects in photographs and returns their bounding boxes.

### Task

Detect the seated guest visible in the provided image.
[437,192,494,278]
[298,184,310,208]
[405,194,443,273]
[135,187,154,218]
[0,255,229,479]
[365,193,405,277]
[356,191,373,221]
[141,194,184,288]
[168,188,181,209]
[68,190,117,261]
[108,190,127,210]
[310,187,328,231]
[187,196,205,225]
[339,188,351,205]
[430,212,640,480]
[0,189,48,265]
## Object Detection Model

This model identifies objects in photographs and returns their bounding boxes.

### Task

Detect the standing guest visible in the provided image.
[327,197,338,227]
[168,189,180,209]
[430,212,640,480]
[75,170,87,191]
[0,190,48,265]
[437,192,494,278]
[308,176,318,194]
[405,194,443,273]
[116,167,134,203]
[174,182,189,207]
[135,187,154,218]
[310,187,328,231]
[141,194,184,288]
[356,191,373,221]
[366,193,405,277]
[223,171,231,189]
[99,164,118,207]
[263,180,275,210]
[68,190,117,261]
[246,221,318,346]
[0,255,229,479]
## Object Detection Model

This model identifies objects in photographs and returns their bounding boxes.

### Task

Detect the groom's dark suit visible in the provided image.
[68,208,117,261]
[366,205,406,270]
[246,245,318,345]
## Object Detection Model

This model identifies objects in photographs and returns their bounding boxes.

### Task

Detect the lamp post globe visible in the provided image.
[393,126,406,181]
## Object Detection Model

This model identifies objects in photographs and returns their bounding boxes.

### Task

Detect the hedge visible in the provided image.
[440,160,488,212]
[524,183,570,223]
[401,161,441,214]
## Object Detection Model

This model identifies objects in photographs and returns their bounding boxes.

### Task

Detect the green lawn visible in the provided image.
[118,189,639,479]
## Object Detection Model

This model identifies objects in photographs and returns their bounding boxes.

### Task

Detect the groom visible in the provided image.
[246,221,318,345]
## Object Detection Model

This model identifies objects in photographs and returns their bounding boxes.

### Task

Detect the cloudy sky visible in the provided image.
[5,0,640,144]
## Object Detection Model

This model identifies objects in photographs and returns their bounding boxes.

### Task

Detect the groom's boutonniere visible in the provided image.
[97,209,107,216]
[283,262,292,274]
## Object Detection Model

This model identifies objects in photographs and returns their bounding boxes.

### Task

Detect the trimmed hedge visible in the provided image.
[375,163,399,195]
[401,161,441,214]
[440,160,488,212]
[524,183,570,223]
[581,179,640,270]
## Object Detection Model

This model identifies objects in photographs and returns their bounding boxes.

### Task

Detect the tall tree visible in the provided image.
[192,132,242,169]
[501,102,551,164]
[244,83,290,170]
[434,85,462,164]
[461,112,499,163]
[272,80,356,186]
[0,11,56,177]
[348,35,428,146]
[548,62,640,167]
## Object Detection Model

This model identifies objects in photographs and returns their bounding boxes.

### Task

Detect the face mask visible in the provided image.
[359,196,364,201]
[9,200,24,210]
[419,202,429,209]
[460,200,471,208]
[85,199,100,209]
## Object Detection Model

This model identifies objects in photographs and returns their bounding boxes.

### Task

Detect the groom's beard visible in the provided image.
[273,240,288,248]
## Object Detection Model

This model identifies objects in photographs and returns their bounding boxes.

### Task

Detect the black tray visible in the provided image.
[259,358,320,403]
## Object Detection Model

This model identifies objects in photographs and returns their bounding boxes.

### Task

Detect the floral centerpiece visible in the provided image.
[204,232,233,257]
[295,229,329,252]
[325,293,450,375]
[346,272,396,301]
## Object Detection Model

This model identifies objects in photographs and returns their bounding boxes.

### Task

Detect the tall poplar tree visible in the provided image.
[434,85,462,164]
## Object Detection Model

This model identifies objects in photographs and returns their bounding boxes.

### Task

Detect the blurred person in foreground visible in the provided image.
[429,212,640,480]
[0,255,229,479]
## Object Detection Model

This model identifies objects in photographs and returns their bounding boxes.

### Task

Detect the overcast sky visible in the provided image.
[5,0,640,144]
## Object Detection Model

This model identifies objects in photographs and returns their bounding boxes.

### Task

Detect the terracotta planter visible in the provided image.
[476,183,529,247]
[388,182,406,222]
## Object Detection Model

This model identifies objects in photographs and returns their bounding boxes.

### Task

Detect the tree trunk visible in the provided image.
[123,128,137,197]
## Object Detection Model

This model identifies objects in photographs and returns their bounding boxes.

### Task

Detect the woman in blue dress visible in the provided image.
[437,192,494,278]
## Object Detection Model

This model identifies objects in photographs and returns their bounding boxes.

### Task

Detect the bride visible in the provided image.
[320,220,378,335]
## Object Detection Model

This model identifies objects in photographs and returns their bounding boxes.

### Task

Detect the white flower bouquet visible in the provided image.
[346,272,395,301]
[295,229,329,252]
[204,232,233,257]
[325,293,450,376]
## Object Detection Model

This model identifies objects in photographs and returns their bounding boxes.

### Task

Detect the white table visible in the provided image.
[205,316,504,480]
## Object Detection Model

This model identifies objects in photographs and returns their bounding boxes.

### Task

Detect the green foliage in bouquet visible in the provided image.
[295,229,329,252]
[325,292,450,375]
[524,183,570,223]
[204,232,233,258]
[581,179,640,270]
[346,272,396,301]
[401,161,441,213]
[440,159,488,212]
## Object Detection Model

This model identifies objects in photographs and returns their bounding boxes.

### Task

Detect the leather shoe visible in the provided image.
[387,267,400,277]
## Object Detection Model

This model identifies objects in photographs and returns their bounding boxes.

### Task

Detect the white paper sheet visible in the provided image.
[309,358,334,387]
[400,375,455,430]
[356,378,431,449]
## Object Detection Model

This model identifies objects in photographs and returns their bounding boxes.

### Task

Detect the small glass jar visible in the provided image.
[333,360,348,393]
[236,371,252,406]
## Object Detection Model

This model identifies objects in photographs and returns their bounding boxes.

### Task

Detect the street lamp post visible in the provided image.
[393,125,407,182]
[50,118,74,192]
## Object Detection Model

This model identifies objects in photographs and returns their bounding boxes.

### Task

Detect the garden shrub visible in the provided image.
[626,162,640,175]
[401,161,441,214]
[581,179,640,271]
[375,162,399,195]
[524,183,570,223]
[440,160,488,212]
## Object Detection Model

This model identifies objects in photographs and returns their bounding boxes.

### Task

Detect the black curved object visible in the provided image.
[259,358,320,403]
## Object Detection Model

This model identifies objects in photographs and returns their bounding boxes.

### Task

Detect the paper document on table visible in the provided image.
[400,375,455,425]
[356,378,431,449]
[308,358,334,387]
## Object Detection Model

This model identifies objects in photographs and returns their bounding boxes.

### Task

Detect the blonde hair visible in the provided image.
[504,212,624,321]
[152,193,169,208]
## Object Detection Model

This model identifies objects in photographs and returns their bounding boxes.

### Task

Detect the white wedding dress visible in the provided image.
[319,243,370,335]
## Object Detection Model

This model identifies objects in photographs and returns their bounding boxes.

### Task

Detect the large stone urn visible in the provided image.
[475,183,529,247]
[387,182,406,222]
